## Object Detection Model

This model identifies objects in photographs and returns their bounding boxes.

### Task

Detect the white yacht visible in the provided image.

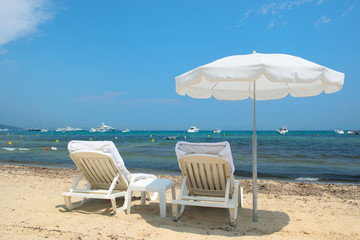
[214,128,221,133]
[187,126,200,133]
[40,129,49,133]
[0,128,9,131]
[63,126,84,132]
[56,126,84,132]
[276,126,288,134]
[122,128,130,133]
[334,129,344,134]
[90,123,116,132]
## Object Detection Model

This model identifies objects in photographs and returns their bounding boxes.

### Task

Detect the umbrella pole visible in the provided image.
[253,81,258,222]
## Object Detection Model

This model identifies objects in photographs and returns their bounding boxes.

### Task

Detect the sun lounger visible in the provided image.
[172,141,243,227]
[62,140,157,215]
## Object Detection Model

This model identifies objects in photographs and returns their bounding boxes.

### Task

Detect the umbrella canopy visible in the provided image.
[175,52,345,222]
[176,53,344,100]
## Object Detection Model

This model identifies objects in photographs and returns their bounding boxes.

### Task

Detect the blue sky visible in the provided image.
[0,0,358,131]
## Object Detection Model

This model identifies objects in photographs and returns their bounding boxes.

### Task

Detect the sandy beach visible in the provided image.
[0,164,359,240]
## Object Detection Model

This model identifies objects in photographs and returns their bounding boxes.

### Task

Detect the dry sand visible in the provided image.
[0,164,359,240]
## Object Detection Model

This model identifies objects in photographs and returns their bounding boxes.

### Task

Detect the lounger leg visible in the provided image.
[64,196,72,211]
[172,204,179,221]
[111,199,117,215]
[233,182,239,220]
[229,208,235,227]
[172,204,185,221]
[179,204,185,216]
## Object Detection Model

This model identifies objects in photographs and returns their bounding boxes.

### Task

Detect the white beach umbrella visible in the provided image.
[175,51,345,222]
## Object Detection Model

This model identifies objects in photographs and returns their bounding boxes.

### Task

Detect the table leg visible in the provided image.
[141,191,146,205]
[159,188,166,218]
[126,189,132,214]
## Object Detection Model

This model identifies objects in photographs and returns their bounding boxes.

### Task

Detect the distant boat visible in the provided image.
[187,126,200,133]
[41,116,48,133]
[214,128,221,133]
[164,136,177,140]
[56,126,84,132]
[122,128,130,133]
[276,126,288,134]
[89,123,116,133]
[89,128,97,133]
[27,128,41,131]
[334,129,344,134]
[0,128,9,131]
[63,126,84,132]
[347,130,359,135]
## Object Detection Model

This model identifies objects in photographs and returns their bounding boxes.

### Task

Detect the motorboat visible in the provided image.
[0,128,9,131]
[347,130,359,135]
[27,128,41,131]
[276,126,288,134]
[56,126,84,132]
[214,128,221,133]
[164,136,177,140]
[40,129,49,133]
[90,123,116,132]
[334,129,344,134]
[122,128,130,133]
[187,126,200,133]
[63,126,85,132]
[89,128,97,133]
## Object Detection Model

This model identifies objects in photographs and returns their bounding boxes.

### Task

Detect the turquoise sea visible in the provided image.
[0,130,359,184]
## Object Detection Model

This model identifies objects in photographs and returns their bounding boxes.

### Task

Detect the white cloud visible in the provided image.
[342,5,354,17]
[315,16,331,27]
[267,21,275,29]
[258,0,314,16]
[238,0,316,29]
[0,59,20,66]
[0,0,53,46]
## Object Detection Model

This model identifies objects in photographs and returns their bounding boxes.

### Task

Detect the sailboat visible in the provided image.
[41,116,48,132]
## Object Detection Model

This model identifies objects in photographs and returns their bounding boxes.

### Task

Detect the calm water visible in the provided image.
[1,130,359,184]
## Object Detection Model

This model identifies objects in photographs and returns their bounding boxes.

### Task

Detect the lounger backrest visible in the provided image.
[179,154,232,197]
[70,150,129,191]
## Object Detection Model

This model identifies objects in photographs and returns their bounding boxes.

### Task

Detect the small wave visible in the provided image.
[295,177,319,181]
[3,147,16,151]
[19,148,30,151]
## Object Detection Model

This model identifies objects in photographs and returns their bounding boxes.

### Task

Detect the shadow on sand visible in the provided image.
[57,197,289,237]
[133,203,290,237]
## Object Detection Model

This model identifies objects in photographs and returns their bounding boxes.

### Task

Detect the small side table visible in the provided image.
[126,178,175,218]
